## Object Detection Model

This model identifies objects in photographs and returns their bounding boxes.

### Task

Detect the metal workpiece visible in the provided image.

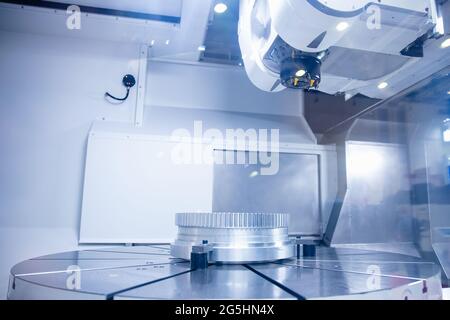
[175,212,290,228]
[7,246,443,300]
[171,212,294,263]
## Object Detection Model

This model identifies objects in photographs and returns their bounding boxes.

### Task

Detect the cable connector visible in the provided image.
[105,74,136,102]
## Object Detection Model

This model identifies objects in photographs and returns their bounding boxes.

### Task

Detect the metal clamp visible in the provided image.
[190,240,213,270]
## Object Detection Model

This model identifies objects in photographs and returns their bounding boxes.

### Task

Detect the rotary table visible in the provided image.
[7,213,444,299]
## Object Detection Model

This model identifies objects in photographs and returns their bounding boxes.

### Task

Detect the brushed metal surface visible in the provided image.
[212,151,321,236]
[171,212,294,263]
[175,212,289,228]
[8,246,443,300]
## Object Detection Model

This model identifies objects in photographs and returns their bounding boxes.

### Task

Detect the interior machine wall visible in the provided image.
[323,67,450,283]
[143,62,335,237]
[403,70,450,281]
[332,141,415,244]
[0,31,315,298]
[145,61,305,117]
[321,114,417,253]
[213,151,321,236]
[0,30,141,298]
[78,109,331,243]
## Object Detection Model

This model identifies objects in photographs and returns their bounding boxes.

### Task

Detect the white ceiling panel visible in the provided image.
[0,0,213,62]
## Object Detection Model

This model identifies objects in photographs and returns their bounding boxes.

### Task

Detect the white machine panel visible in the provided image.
[79,131,213,244]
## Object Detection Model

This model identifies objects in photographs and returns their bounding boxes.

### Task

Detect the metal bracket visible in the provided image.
[134,44,148,127]
[293,237,319,258]
[190,240,213,270]
[0,0,181,24]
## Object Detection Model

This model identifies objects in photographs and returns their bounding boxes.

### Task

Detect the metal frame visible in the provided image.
[83,129,336,240]
[0,0,181,24]
[322,140,348,246]
[212,141,336,238]
[134,44,148,127]
[321,65,450,247]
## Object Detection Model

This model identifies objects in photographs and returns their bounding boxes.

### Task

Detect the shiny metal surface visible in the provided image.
[433,243,450,280]
[116,265,295,300]
[8,246,189,300]
[333,141,415,244]
[320,66,450,285]
[8,246,443,300]
[11,248,179,277]
[175,212,289,228]
[12,263,190,300]
[403,69,450,284]
[250,247,442,300]
[333,243,421,258]
[212,151,321,236]
[171,212,294,263]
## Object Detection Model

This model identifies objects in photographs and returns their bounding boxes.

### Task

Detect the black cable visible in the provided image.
[105,87,130,101]
[105,74,136,102]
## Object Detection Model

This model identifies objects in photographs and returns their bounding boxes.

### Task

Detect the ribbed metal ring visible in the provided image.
[175,212,289,229]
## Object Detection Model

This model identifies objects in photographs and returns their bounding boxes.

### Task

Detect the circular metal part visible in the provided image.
[171,212,294,263]
[175,212,289,228]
